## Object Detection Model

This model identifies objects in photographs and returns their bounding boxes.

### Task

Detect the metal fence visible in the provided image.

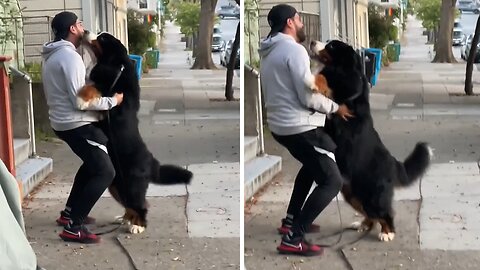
[0,16,52,65]
[245,8,321,64]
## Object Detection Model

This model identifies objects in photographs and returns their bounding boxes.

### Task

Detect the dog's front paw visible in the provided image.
[129,224,145,234]
[378,232,395,242]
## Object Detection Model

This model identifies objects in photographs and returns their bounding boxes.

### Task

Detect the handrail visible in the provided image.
[9,67,37,158]
[244,64,264,155]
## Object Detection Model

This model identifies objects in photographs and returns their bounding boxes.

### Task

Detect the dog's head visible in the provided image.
[91,32,129,65]
[310,40,361,71]
[309,40,367,106]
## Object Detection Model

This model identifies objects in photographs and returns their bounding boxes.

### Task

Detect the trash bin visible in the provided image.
[365,48,382,86]
[387,43,400,62]
[145,50,159,69]
[363,50,376,85]
[128,54,142,79]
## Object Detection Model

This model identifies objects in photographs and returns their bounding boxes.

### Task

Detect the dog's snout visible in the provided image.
[310,40,316,46]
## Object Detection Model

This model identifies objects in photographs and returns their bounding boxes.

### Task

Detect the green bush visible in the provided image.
[368,5,390,48]
[127,9,154,56]
[22,62,42,83]
[388,25,398,42]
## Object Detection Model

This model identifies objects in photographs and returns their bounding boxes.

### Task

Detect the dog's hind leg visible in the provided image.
[378,214,395,242]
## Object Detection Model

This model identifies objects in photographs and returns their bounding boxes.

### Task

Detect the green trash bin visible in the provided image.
[387,43,400,62]
[145,50,158,69]
[394,42,401,60]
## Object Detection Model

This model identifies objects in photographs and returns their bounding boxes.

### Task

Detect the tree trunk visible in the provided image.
[225,22,239,101]
[465,15,480,95]
[432,0,456,63]
[192,0,218,69]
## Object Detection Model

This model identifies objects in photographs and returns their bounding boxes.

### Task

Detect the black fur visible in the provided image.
[314,40,431,238]
[89,33,192,228]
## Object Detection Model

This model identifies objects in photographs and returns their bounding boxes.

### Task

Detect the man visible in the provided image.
[259,4,353,256]
[42,11,123,244]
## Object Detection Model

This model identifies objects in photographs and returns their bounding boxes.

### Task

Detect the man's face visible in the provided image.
[70,20,85,47]
[288,14,306,43]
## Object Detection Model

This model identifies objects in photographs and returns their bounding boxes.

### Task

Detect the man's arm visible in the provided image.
[288,46,339,114]
[63,57,120,111]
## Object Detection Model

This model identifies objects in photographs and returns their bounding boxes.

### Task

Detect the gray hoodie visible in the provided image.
[259,33,339,136]
[42,40,117,131]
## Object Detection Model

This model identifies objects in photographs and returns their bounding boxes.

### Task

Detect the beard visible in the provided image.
[296,25,306,43]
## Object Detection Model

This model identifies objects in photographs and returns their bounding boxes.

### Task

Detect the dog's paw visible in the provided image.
[350,221,370,232]
[129,224,145,234]
[113,215,126,224]
[378,232,395,242]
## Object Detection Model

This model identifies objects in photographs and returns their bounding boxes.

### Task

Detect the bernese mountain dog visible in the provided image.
[309,40,432,241]
[80,32,193,234]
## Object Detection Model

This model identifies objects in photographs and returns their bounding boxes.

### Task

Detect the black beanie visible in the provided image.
[51,11,78,40]
[267,4,297,38]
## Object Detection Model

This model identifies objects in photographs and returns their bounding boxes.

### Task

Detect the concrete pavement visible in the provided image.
[245,15,480,269]
[24,21,240,270]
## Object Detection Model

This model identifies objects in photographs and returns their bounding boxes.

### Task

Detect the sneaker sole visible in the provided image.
[59,234,100,244]
[277,248,324,257]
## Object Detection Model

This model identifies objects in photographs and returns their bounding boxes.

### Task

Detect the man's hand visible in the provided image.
[336,104,354,121]
[114,92,124,105]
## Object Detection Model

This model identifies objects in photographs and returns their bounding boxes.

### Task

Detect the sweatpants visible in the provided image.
[272,127,343,235]
[54,124,115,225]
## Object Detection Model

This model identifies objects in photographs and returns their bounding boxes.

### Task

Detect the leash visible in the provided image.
[94,64,126,237]
[316,195,373,270]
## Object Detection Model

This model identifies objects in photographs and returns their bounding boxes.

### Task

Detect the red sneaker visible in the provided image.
[277,236,324,256]
[277,219,321,234]
[59,224,100,244]
[56,211,96,226]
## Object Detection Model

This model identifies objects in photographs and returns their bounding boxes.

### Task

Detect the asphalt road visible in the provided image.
[213,0,239,66]
[453,12,479,61]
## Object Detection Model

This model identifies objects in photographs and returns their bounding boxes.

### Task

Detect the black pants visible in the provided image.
[272,128,343,235]
[54,124,115,225]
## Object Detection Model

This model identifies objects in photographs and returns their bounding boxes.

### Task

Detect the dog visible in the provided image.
[309,40,432,241]
[86,32,193,234]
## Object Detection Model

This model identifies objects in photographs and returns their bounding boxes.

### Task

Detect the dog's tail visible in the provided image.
[395,142,433,186]
[150,159,193,185]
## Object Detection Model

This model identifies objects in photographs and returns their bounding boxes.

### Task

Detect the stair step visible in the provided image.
[16,157,53,197]
[13,139,30,166]
[244,136,258,162]
[244,155,282,202]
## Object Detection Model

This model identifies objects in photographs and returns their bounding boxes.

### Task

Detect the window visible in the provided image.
[140,0,147,9]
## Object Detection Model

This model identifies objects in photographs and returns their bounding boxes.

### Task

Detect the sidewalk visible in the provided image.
[245,16,480,269]
[25,21,240,269]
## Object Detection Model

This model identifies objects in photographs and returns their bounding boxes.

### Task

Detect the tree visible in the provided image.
[224,0,240,101]
[431,0,456,63]
[173,2,201,50]
[192,0,218,69]
[464,16,480,95]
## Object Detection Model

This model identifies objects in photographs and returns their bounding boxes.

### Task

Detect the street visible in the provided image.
[453,12,478,60]
[213,0,239,66]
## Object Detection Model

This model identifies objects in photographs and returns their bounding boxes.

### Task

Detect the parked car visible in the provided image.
[463,34,480,62]
[461,34,473,60]
[213,24,222,34]
[219,41,228,65]
[211,33,225,52]
[457,0,480,13]
[453,28,465,46]
[216,5,240,19]
[220,39,239,69]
